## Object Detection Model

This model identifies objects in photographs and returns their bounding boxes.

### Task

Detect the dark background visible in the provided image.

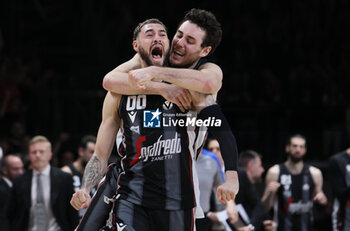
[0,0,349,166]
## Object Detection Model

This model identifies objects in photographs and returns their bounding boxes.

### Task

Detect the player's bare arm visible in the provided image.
[103,53,222,95]
[262,165,280,212]
[128,62,222,94]
[61,165,73,174]
[70,91,121,210]
[310,166,328,205]
[216,170,239,203]
[103,55,192,112]
[103,54,174,95]
[103,54,163,95]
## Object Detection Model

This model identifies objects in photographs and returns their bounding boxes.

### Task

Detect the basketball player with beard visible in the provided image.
[70,19,172,230]
[71,11,242,230]
[71,15,238,230]
[103,8,239,203]
[262,134,327,231]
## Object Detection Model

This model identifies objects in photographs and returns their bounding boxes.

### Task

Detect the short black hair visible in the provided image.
[133,18,167,41]
[238,150,261,168]
[79,135,96,149]
[179,8,222,55]
[286,134,307,147]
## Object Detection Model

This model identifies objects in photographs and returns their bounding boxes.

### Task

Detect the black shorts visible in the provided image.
[112,198,195,231]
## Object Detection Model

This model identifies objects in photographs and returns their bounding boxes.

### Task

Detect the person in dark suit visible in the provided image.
[7,135,79,231]
[0,154,24,231]
[0,180,11,231]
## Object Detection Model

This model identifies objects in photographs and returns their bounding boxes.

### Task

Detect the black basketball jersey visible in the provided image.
[116,59,208,213]
[117,94,206,212]
[329,151,350,231]
[275,163,315,231]
[68,163,83,193]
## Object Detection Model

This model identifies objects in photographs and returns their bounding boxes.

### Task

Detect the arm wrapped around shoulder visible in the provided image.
[198,104,238,171]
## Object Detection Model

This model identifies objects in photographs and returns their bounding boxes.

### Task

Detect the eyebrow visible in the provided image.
[177,29,196,41]
[145,29,155,33]
[145,28,167,33]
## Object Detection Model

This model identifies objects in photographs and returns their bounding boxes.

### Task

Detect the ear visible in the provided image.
[285,145,290,153]
[132,40,138,53]
[247,161,253,169]
[199,46,212,58]
[78,147,84,157]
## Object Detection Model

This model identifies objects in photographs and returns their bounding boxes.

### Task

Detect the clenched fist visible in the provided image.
[216,170,239,203]
[70,189,91,210]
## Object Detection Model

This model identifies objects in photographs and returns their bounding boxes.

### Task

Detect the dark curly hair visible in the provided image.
[179,9,222,55]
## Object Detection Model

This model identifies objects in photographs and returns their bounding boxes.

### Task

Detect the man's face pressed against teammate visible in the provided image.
[133,23,170,67]
[170,20,211,68]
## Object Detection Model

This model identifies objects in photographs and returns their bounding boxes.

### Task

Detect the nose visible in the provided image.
[154,37,161,43]
[154,34,163,43]
[175,37,185,47]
